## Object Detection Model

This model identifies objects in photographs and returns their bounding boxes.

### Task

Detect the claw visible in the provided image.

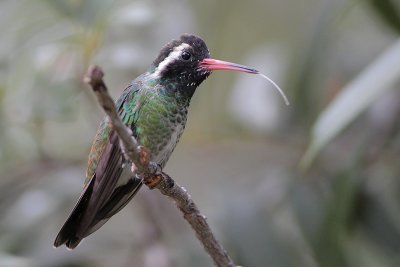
[144,174,162,189]
[148,162,162,174]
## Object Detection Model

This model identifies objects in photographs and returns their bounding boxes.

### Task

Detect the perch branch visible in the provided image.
[84,65,237,267]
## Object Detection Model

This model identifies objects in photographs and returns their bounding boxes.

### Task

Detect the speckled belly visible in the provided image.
[134,101,188,168]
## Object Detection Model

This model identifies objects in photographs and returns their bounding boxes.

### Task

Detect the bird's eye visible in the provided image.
[181,51,191,61]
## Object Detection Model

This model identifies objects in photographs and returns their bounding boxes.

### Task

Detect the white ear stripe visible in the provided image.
[153,43,191,77]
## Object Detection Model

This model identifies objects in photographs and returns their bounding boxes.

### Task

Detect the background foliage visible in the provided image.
[0,0,399,266]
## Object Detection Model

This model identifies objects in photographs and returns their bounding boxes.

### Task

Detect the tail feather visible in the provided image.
[54,177,95,249]
[54,175,143,249]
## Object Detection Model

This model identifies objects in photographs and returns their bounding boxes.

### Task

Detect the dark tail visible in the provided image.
[54,175,143,249]
[54,177,95,249]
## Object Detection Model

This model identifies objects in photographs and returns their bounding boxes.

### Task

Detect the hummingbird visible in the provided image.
[54,34,287,249]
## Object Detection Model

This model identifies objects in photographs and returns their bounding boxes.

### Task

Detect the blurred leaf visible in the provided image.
[300,38,400,169]
[344,234,394,267]
[0,252,31,267]
[43,0,113,27]
[314,171,361,267]
[358,187,400,254]
[368,0,400,34]
[286,0,347,124]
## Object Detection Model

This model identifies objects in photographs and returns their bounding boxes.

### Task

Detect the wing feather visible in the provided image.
[54,83,145,248]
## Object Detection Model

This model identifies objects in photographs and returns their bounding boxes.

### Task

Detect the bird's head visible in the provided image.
[150,34,258,98]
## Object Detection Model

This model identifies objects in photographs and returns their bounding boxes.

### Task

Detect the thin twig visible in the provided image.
[84,65,237,267]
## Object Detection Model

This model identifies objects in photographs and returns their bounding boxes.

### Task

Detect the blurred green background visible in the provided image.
[0,0,399,266]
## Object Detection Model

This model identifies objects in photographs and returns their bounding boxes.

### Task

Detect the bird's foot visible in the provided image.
[143,162,163,189]
[143,173,162,189]
[148,161,162,174]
